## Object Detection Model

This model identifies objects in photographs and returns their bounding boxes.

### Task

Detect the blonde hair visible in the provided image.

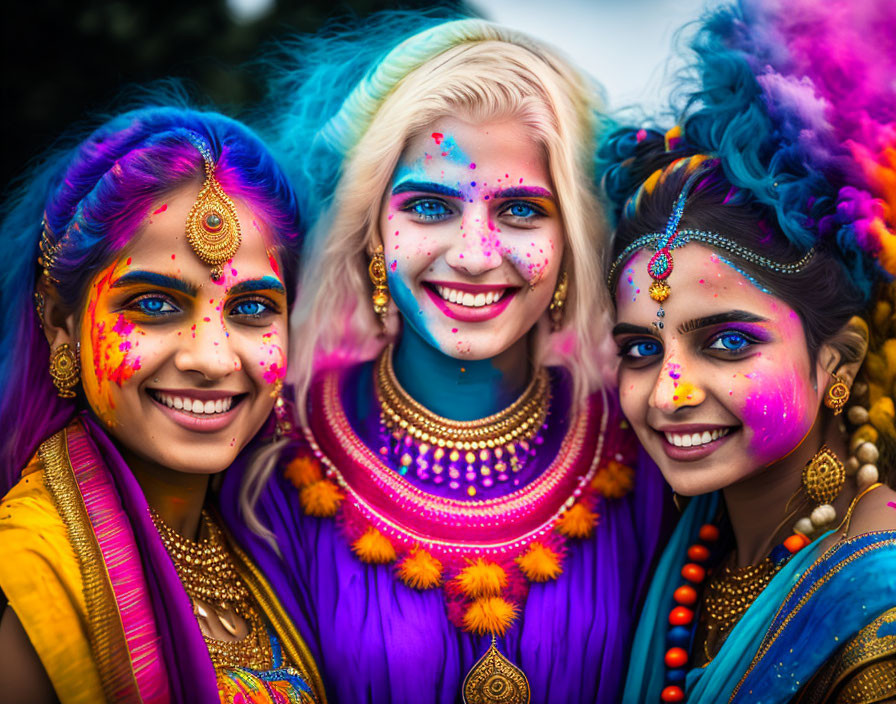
[241,20,616,539]
[292,21,615,420]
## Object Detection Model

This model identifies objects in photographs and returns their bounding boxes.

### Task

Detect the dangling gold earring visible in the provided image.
[793,444,846,535]
[270,379,293,438]
[549,271,568,331]
[369,245,390,327]
[50,342,80,398]
[824,373,850,415]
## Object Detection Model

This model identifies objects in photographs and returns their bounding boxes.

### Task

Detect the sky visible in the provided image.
[469,0,711,117]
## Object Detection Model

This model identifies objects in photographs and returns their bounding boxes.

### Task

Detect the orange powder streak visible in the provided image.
[80,261,143,425]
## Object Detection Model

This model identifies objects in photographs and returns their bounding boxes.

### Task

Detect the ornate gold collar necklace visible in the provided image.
[374,345,550,497]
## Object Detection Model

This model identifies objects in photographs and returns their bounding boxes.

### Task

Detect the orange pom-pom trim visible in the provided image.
[299,479,343,517]
[556,502,597,539]
[352,527,397,564]
[397,547,443,590]
[284,454,323,487]
[516,542,562,583]
[456,559,507,599]
[591,460,635,499]
[462,596,517,636]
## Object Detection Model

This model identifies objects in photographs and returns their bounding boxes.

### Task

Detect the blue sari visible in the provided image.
[623,492,896,703]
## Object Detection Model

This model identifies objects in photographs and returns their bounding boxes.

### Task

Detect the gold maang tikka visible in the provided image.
[185,136,242,281]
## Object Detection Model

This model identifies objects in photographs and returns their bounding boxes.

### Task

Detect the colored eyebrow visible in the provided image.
[111,271,198,296]
[612,322,656,336]
[227,276,286,296]
[391,180,464,199]
[677,310,768,334]
[492,186,554,200]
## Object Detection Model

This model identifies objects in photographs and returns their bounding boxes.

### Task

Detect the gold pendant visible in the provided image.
[462,636,530,704]
[185,164,242,281]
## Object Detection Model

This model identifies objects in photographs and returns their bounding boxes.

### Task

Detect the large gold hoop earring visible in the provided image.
[549,271,568,331]
[369,245,390,327]
[824,374,850,415]
[50,342,80,398]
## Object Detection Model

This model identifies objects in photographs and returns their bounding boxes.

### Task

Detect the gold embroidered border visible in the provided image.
[729,533,896,701]
[222,520,328,703]
[827,607,896,702]
[39,427,141,703]
[836,658,896,703]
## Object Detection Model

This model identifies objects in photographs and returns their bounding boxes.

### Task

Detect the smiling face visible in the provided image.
[613,244,827,495]
[77,184,287,475]
[379,116,564,360]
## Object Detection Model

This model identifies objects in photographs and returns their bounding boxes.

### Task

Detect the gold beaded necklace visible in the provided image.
[700,555,781,662]
[151,509,273,670]
[374,345,550,495]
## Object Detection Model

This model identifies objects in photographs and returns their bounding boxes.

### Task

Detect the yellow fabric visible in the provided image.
[0,464,104,704]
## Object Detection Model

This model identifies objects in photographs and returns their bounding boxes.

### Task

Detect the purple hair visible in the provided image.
[0,105,303,492]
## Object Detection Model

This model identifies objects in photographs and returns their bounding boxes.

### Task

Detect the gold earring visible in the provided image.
[50,342,80,398]
[801,445,846,506]
[369,245,390,325]
[270,379,293,438]
[549,271,568,331]
[824,374,850,415]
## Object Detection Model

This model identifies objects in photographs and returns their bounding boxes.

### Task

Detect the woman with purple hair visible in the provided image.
[0,105,324,702]
[600,1,896,701]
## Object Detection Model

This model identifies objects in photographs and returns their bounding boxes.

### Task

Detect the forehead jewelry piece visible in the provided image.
[608,178,816,330]
[185,135,242,281]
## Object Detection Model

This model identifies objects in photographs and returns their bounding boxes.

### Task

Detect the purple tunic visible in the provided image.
[219,365,669,704]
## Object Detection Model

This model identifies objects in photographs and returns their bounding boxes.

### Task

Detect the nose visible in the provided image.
[649,358,707,413]
[174,317,239,381]
[444,207,502,276]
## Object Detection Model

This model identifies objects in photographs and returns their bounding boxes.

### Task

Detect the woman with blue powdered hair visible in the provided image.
[601,1,896,701]
[219,10,670,703]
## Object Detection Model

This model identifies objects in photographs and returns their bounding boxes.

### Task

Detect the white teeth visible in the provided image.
[153,392,235,416]
[664,427,732,448]
[435,285,506,308]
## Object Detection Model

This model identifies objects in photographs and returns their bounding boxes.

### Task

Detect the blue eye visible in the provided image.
[708,332,752,352]
[505,202,538,219]
[231,300,270,317]
[406,198,453,222]
[134,296,177,316]
[623,339,663,359]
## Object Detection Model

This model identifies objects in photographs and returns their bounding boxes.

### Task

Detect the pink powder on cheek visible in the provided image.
[153,204,168,215]
[741,373,814,461]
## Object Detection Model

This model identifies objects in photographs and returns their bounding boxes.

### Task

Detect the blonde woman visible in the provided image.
[219,12,669,703]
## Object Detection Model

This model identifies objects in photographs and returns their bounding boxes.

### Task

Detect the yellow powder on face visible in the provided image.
[672,381,699,408]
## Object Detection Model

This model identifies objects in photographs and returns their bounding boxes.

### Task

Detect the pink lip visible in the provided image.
[149,393,243,433]
[656,427,738,462]
[424,285,517,322]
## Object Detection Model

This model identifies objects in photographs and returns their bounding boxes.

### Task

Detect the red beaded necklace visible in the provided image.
[659,523,811,702]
